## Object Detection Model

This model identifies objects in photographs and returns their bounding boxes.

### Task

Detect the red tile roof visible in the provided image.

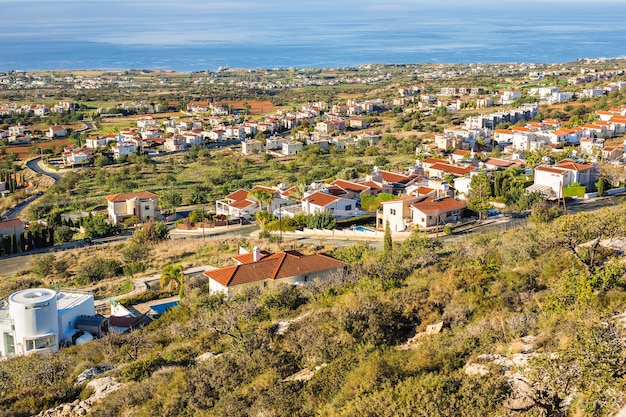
[411,197,465,215]
[416,186,435,195]
[226,189,251,202]
[204,251,347,287]
[428,163,475,176]
[330,179,369,193]
[229,199,256,209]
[536,166,566,175]
[555,159,593,171]
[106,191,158,202]
[358,180,382,190]
[483,158,517,168]
[303,191,339,207]
[0,218,24,228]
[379,170,415,184]
[232,250,272,265]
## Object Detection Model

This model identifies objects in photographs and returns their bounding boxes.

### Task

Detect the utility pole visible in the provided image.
[279,203,284,245]
[202,203,205,241]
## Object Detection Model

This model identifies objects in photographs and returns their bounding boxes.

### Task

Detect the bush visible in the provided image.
[54,226,75,244]
[77,257,121,283]
[83,215,119,239]
[31,253,56,278]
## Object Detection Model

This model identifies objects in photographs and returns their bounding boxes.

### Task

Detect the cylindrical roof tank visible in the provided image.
[9,288,59,340]
[75,332,93,345]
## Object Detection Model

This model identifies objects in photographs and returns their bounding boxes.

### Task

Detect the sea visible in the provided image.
[2,0,626,72]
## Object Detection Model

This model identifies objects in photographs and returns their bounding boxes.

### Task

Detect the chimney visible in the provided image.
[253,246,261,262]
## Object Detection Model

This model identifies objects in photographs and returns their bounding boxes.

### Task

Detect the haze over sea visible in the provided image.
[2,0,626,72]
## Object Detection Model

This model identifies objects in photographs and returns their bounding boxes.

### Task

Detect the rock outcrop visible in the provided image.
[34,376,122,417]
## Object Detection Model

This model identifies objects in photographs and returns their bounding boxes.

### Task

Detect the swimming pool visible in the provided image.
[350,225,377,233]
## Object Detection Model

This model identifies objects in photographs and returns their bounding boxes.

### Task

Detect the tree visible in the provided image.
[94,155,109,167]
[467,173,492,218]
[545,205,626,274]
[255,210,275,230]
[83,215,120,239]
[160,264,185,297]
[595,177,608,197]
[31,253,56,278]
[248,189,274,212]
[383,221,393,255]
[131,221,169,245]
[54,226,75,244]
[161,190,182,214]
[599,162,626,187]
[306,211,336,230]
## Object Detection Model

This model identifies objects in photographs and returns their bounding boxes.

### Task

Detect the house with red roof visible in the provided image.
[0,218,25,240]
[481,158,522,171]
[327,179,376,200]
[215,189,259,219]
[301,191,357,219]
[528,159,597,198]
[602,146,623,161]
[62,147,92,167]
[106,191,159,224]
[376,195,422,232]
[204,247,348,298]
[427,163,476,179]
[410,197,466,228]
[47,125,67,138]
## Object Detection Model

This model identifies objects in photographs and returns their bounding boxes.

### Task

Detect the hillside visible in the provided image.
[2,204,626,417]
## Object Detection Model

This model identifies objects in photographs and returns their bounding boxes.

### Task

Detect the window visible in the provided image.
[390,208,396,215]
[428,216,432,220]
[345,205,352,211]
[145,205,150,210]
[25,335,55,351]
[3,333,14,355]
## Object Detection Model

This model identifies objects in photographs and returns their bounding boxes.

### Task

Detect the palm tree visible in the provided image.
[160,264,184,298]
[291,182,308,201]
[248,189,274,212]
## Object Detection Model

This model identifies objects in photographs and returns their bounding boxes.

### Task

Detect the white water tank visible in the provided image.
[75,332,94,346]
[9,288,59,354]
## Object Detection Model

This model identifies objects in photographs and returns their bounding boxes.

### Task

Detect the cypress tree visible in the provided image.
[4,236,11,255]
[48,228,54,247]
[11,234,18,254]
[19,232,25,252]
[383,220,393,255]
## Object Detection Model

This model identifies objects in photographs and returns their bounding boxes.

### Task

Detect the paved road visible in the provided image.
[2,193,625,278]
[26,157,62,182]
[3,191,43,220]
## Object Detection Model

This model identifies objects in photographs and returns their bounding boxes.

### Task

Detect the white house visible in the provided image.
[112,142,136,159]
[282,141,303,156]
[106,191,160,224]
[215,189,259,219]
[0,289,95,358]
[242,140,263,155]
[410,197,465,228]
[47,125,67,138]
[376,196,421,232]
[85,136,109,149]
[62,148,92,167]
[301,191,357,219]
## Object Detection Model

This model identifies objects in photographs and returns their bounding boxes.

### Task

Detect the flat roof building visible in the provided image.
[0,289,95,358]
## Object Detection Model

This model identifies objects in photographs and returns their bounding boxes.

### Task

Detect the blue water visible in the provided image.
[352,226,376,233]
[1,1,626,71]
